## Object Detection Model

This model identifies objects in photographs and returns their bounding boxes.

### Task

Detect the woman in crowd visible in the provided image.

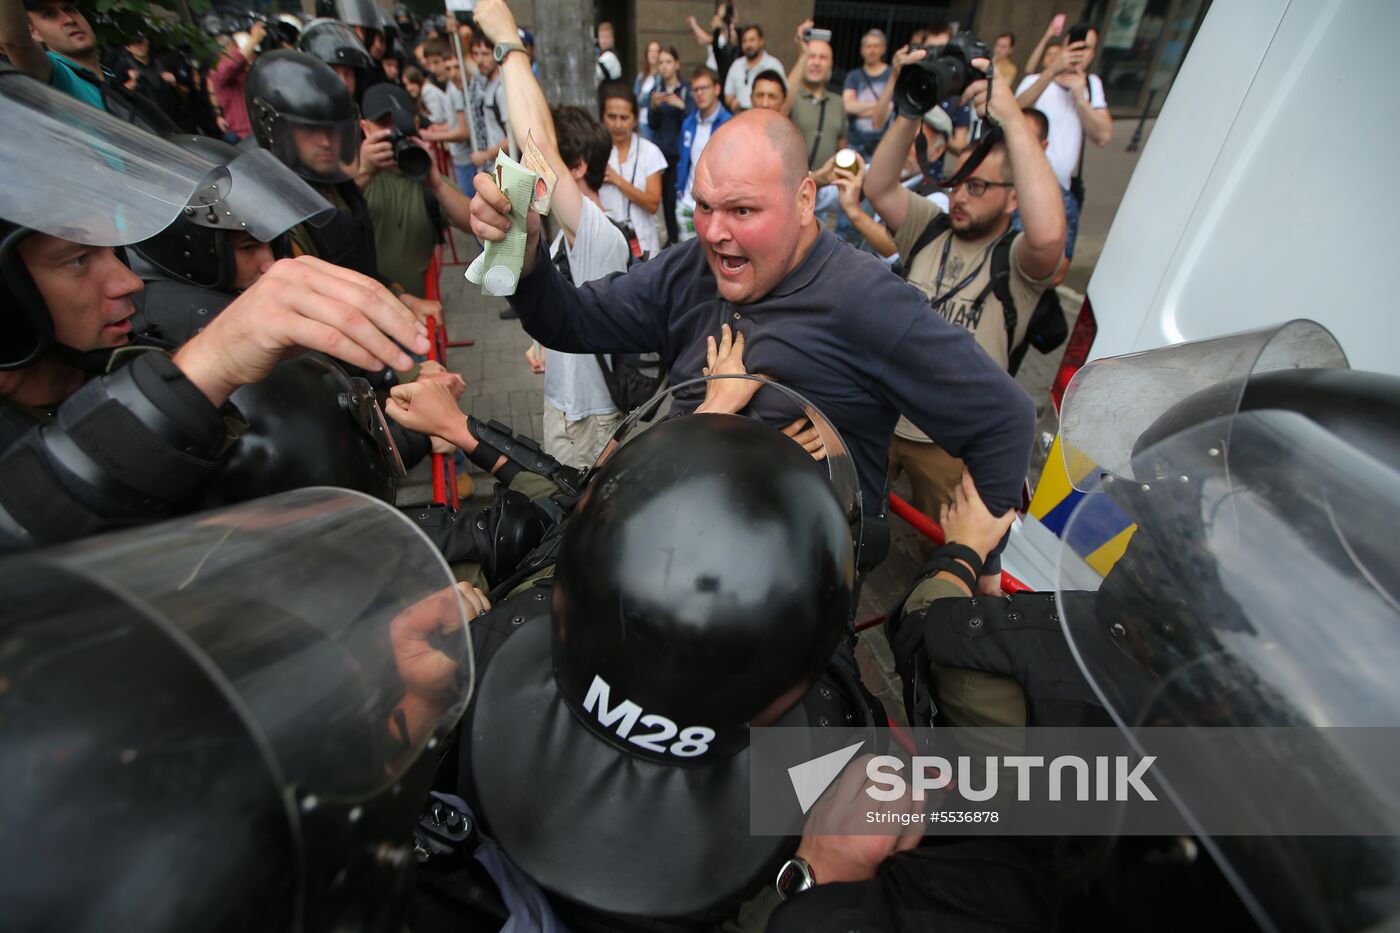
[633,40,661,141]
[599,84,667,258]
[644,46,691,248]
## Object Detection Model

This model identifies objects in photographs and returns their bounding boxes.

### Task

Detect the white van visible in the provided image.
[1003,0,1400,589]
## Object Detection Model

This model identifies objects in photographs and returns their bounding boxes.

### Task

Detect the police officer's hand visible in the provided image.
[469,170,543,274]
[697,324,761,413]
[400,292,442,325]
[384,379,469,448]
[796,754,922,884]
[172,256,430,407]
[782,418,826,461]
[939,471,1017,567]
[416,360,467,398]
[391,582,485,717]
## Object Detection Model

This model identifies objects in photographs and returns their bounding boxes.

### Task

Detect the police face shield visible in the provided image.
[327,0,381,29]
[269,111,359,184]
[596,374,864,558]
[0,488,474,932]
[1054,328,1400,932]
[135,147,334,290]
[1058,319,1349,492]
[0,71,230,245]
[189,148,335,242]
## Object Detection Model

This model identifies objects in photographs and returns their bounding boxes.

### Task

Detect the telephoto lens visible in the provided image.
[391,131,432,181]
[891,34,992,119]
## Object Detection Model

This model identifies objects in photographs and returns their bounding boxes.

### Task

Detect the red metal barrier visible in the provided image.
[887,492,1030,594]
[431,142,468,267]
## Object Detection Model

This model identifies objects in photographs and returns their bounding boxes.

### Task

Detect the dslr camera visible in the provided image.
[389,127,433,182]
[892,33,992,119]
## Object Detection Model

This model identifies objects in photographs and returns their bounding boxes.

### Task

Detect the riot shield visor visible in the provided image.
[1059,320,1347,492]
[0,72,230,245]
[188,148,335,240]
[330,0,381,28]
[300,18,374,72]
[49,487,474,800]
[595,374,863,550]
[269,112,359,184]
[1056,411,1400,931]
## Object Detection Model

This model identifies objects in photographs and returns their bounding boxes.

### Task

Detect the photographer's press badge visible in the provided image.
[522,130,558,216]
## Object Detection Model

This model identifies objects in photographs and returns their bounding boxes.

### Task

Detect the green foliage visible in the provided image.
[88,0,221,63]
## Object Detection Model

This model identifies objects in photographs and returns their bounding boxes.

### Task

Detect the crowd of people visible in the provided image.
[0,0,1130,930]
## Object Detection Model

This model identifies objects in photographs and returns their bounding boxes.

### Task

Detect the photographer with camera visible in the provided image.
[865,40,1064,519]
[355,82,473,300]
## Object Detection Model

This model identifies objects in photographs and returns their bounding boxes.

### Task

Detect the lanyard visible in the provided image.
[931,234,992,310]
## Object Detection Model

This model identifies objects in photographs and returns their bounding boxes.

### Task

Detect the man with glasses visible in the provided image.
[864,62,1064,519]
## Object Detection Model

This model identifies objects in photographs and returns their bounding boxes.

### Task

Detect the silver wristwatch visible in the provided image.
[774,856,816,900]
[493,41,526,63]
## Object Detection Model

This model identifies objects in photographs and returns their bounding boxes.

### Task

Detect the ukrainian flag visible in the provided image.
[1029,435,1136,577]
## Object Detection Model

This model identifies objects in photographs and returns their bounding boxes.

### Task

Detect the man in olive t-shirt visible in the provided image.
[865,72,1065,523]
[784,37,846,170]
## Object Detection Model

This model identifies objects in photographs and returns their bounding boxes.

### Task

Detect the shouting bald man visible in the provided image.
[468,109,1033,578]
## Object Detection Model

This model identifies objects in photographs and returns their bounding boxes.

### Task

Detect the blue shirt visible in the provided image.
[47,53,106,111]
[506,231,1034,563]
[842,65,891,137]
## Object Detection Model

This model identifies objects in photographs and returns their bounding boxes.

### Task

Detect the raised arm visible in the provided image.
[864,111,920,233]
[963,74,1065,279]
[870,46,922,147]
[472,0,584,239]
[780,19,811,116]
[1024,17,1060,77]
[0,0,52,83]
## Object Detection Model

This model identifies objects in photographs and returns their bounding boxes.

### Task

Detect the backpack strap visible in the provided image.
[894,212,952,281]
[988,231,1019,362]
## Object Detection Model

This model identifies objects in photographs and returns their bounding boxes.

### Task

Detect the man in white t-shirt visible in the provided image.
[474,0,629,468]
[723,24,784,112]
[1015,25,1112,260]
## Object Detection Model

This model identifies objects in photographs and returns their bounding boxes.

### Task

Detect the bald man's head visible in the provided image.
[690,111,819,304]
[705,110,810,190]
[803,40,834,88]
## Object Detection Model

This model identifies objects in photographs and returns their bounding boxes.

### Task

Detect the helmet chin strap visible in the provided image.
[51,334,168,375]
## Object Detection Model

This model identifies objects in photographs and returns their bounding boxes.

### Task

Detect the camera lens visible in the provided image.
[395,140,432,181]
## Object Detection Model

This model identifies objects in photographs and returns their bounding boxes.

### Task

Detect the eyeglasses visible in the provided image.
[949,178,1014,197]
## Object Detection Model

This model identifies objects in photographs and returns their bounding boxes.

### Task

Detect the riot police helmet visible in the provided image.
[246,50,359,184]
[299,17,374,77]
[0,69,231,369]
[471,409,856,917]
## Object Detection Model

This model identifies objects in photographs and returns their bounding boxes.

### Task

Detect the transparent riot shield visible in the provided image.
[197,148,335,241]
[0,488,474,932]
[328,0,381,28]
[596,374,863,535]
[1059,319,1347,491]
[1055,331,1400,932]
[0,72,229,245]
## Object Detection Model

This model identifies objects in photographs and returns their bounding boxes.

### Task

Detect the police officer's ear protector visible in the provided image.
[0,223,52,371]
[0,222,133,371]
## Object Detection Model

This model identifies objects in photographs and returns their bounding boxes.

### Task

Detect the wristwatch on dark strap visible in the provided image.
[493,41,526,63]
[774,856,816,900]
